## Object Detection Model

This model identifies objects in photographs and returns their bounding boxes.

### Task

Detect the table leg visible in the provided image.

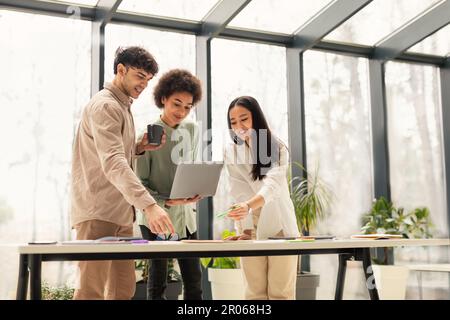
[335,254,352,300]
[447,272,450,300]
[417,271,423,300]
[16,254,29,300]
[360,248,380,300]
[29,254,42,300]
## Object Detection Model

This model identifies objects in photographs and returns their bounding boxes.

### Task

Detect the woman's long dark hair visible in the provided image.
[227,96,280,181]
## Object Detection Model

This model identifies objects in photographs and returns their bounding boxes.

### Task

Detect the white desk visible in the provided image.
[16,238,450,300]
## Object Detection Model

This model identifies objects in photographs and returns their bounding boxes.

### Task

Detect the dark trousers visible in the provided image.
[140,225,203,300]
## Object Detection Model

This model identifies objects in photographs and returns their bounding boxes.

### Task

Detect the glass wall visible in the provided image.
[303,50,373,299]
[385,61,449,299]
[0,10,91,299]
[386,62,446,235]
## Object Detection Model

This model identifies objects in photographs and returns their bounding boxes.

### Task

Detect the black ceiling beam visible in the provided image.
[95,0,122,26]
[313,40,373,57]
[200,0,251,37]
[394,52,447,66]
[112,12,201,34]
[292,0,372,51]
[219,27,292,46]
[374,0,450,60]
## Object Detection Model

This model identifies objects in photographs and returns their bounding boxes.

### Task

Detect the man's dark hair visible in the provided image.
[153,69,202,109]
[113,46,159,76]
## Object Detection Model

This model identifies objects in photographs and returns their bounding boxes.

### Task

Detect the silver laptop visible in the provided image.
[158,162,223,199]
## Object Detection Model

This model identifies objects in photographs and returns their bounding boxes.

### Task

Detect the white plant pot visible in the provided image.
[208,268,245,300]
[372,265,410,300]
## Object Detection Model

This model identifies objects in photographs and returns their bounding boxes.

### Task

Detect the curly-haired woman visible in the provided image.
[135,69,203,300]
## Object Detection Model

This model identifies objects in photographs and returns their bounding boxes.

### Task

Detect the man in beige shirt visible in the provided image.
[71,46,174,300]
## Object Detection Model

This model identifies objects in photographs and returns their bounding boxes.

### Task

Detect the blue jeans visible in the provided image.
[139,225,203,300]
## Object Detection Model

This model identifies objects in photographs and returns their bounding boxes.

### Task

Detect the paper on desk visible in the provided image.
[181,240,225,243]
[61,240,96,245]
[350,234,403,240]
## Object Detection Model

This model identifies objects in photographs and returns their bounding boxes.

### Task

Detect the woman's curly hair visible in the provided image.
[153,69,202,109]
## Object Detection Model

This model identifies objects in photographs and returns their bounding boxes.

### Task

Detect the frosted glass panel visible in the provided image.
[0,10,91,299]
[118,0,219,21]
[385,61,449,300]
[304,50,373,299]
[385,62,447,237]
[408,24,450,57]
[229,0,333,34]
[325,0,442,45]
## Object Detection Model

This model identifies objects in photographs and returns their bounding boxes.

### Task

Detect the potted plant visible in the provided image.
[133,259,149,300]
[41,281,74,300]
[200,230,245,300]
[289,162,333,300]
[166,259,182,300]
[360,196,433,299]
[133,259,182,300]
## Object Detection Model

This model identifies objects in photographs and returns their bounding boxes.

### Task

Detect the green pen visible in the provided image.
[216,205,240,219]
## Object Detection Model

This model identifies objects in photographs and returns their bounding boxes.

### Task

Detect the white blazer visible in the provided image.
[224,141,300,240]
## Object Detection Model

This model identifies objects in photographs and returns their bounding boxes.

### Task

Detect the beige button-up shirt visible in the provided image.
[71,82,156,227]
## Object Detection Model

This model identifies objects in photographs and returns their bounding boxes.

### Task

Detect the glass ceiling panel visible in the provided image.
[408,24,450,57]
[324,0,442,46]
[35,0,99,6]
[118,0,220,21]
[229,0,333,35]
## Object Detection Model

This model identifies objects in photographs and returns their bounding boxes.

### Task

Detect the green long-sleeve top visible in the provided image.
[135,117,199,238]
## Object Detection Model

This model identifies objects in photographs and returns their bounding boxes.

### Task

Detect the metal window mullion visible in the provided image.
[91,22,105,95]
[195,36,213,242]
[440,60,450,235]
[286,48,308,271]
[194,35,213,301]
[90,0,122,95]
[369,59,391,200]
[286,48,307,181]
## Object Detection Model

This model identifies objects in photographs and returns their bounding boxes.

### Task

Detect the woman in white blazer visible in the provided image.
[223,96,300,300]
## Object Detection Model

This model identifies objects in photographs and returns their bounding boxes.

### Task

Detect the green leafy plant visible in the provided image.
[200,230,240,269]
[361,197,433,265]
[41,281,74,300]
[289,162,332,234]
[135,259,149,283]
[361,197,433,239]
[135,258,181,283]
[167,259,182,282]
